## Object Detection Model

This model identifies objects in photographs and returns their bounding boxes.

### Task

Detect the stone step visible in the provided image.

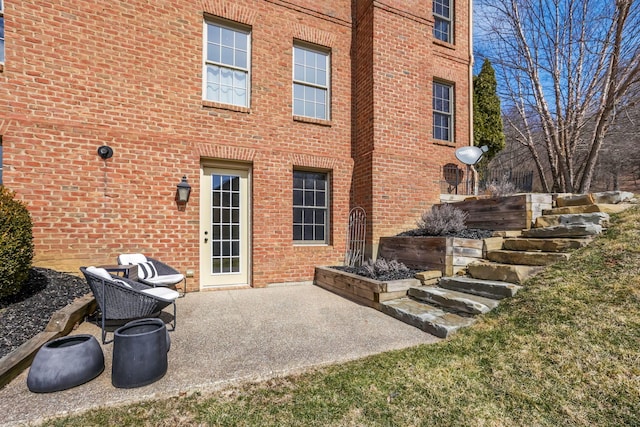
[555,193,595,207]
[522,223,602,238]
[502,237,592,252]
[555,191,635,207]
[381,298,475,339]
[591,191,635,205]
[376,278,422,303]
[486,249,570,266]
[439,276,522,299]
[467,260,545,284]
[543,204,630,215]
[408,286,499,315]
[534,212,609,228]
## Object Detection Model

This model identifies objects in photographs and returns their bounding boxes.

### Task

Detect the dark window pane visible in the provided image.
[293,189,303,206]
[304,225,314,240]
[304,190,315,206]
[293,225,303,240]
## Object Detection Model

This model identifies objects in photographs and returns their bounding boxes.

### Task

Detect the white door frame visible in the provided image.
[199,163,251,289]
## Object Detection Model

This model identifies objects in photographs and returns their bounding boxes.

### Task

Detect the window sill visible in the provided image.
[202,100,250,114]
[293,242,330,247]
[433,39,456,50]
[293,115,332,127]
[433,140,456,148]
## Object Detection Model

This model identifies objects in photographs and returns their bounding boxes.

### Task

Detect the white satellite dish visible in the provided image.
[455,145,488,165]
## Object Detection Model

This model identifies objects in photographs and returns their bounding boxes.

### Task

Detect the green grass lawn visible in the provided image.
[44,207,640,426]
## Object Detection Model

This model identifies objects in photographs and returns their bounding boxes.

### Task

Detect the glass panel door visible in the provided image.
[200,167,249,287]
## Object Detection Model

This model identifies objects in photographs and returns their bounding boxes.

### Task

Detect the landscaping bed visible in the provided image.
[0,268,89,359]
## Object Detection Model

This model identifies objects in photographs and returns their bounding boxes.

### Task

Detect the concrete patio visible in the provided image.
[0,283,439,426]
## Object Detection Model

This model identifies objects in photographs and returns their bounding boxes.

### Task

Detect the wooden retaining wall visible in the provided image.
[378,237,484,276]
[439,193,552,230]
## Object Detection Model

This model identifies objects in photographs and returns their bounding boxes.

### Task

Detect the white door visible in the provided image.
[200,167,250,288]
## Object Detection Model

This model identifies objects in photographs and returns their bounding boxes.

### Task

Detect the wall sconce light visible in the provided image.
[175,176,192,210]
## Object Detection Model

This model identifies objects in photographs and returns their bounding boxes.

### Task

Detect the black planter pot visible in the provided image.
[124,318,171,352]
[27,334,104,393]
[112,318,168,388]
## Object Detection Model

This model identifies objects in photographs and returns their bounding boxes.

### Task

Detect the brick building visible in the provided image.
[0,0,471,291]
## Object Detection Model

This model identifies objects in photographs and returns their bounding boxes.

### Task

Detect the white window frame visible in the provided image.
[433,0,453,43]
[0,0,5,63]
[293,170,330,245]
[292,43,330,120]
[433,81,454,142]
[202,18,251,108]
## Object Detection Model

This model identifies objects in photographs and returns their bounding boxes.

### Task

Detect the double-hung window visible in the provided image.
[204,19,250,107]
[1,0,5,63]
[433,81,453,142]
[433,0,452,43]
[293,171,329,244]
[293,44,330,120]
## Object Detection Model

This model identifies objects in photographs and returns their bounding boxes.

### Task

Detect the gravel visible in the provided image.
[0,268,90,359]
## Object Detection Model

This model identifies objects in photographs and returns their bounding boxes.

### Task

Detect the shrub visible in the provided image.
[0,187,34,298]
[484,172,518,196]
[417,204,468,236]
[361,258,410,279]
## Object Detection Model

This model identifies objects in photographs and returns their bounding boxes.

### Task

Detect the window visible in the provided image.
[293,171,329,243]
[433,0,452,43]
[203,19,250,107]
[293,44,330,120]
[0,0,5,63]
[433,81,453,142]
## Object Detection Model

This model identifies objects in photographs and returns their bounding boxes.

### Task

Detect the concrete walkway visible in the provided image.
[0,284,439,426]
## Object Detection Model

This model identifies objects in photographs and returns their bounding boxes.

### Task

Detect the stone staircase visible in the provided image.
[380,191,635,338]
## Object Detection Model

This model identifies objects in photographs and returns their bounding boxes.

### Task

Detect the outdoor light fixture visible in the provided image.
[97,145,114,160]
[175,176,192,210]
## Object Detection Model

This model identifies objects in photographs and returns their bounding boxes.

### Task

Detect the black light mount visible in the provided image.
[97,146,114,160]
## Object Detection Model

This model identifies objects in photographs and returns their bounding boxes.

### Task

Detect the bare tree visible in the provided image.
[476,0,640,192]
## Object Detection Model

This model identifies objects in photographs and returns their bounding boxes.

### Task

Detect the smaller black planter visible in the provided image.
[27,335,104,393]
[112,318,168,388]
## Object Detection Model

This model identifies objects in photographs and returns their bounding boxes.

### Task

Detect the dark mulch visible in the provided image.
[0,268,90,359]
[332,265,424,282]
[397,228,494,239]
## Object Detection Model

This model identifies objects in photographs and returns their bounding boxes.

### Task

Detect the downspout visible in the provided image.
[468,0,478,194]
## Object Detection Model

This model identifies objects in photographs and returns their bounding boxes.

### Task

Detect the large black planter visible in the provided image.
[27,334,104,393]
[112,318,168,388]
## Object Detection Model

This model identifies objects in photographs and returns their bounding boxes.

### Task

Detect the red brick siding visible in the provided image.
[0,0,470,288]
[352,0,471,256]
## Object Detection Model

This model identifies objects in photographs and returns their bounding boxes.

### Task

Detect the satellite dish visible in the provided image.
[455,145,488,165]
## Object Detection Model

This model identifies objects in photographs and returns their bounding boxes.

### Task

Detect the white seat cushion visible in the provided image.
[141,274,185,287]
[141,287,180,302]
[118,253,148,265]
[86,266,113,281]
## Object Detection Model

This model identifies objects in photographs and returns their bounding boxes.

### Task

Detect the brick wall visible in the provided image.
[0,0,470,289]
[353,0,471,257]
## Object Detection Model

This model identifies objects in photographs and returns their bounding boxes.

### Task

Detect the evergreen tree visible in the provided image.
[473,59,505,161]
